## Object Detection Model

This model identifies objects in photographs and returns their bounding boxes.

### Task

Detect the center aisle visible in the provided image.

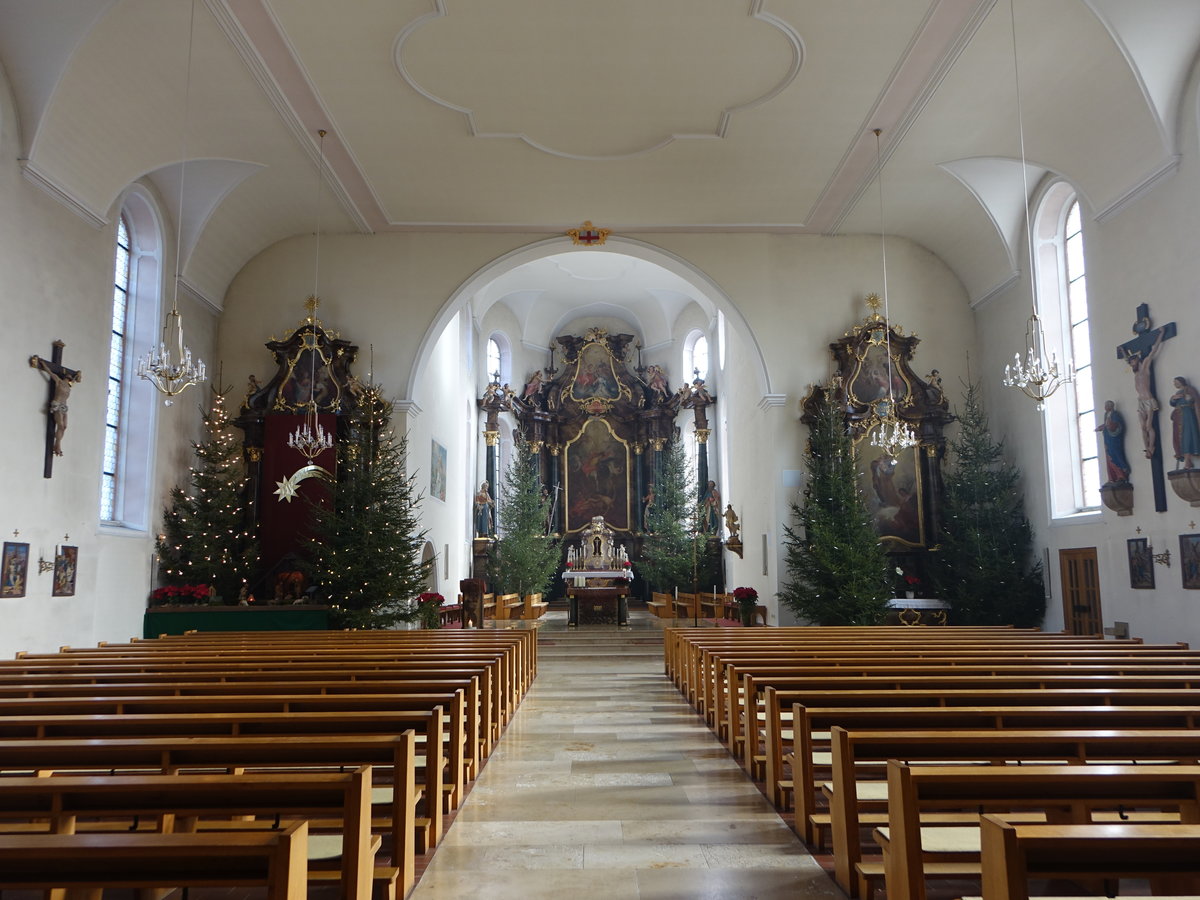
[410,613,840,899]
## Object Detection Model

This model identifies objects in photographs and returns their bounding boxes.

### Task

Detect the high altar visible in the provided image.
[562,516,632,626]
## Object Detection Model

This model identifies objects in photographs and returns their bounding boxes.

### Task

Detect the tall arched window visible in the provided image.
[486,333,511,387]
[101,189,164,530]
[684,330,709,382]
[1034,184,1101,517]
[100,215,132,521]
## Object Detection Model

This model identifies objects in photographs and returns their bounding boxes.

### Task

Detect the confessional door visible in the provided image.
[1059,547,1102,635]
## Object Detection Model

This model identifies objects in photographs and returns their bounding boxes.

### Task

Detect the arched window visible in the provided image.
[1034,184,1101,517]
[684,330,709,383]
[486,333,511,387]
[101,189,163,529]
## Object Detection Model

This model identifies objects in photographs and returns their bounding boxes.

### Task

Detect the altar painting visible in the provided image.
[849,342,910,405]
[859,442,925,547]
[569,343,622,402]
[565,418,630,533]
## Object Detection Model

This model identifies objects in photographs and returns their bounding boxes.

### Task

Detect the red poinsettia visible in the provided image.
[732,586,758,602]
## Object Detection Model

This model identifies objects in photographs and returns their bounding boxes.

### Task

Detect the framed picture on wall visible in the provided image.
[430,439,447,502]
[1,542,29,598]
[52,545,78,597]
[1127,537,1155,590]
[1181,534,1200,590]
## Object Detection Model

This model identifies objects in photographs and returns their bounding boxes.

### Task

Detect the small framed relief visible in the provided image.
[1127,537,1154,590]
[1180,534,1200,590]
[430,439,447,502]
[1,542,30,598]
[52,545,78,597]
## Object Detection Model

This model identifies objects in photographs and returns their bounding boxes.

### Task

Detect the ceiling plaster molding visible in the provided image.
[394,400,423,420]
[20,160,107,229]
[376,221,818,234]
[1093,154,1181,223]
[212,0,381,233]
[757,393,788,410]
[818,0,996,236]
[392,0,801,161]
[969,271,1018,311]
[178,276,222,316]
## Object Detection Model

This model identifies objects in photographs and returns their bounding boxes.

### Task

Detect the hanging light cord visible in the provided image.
[1008,0,1037,322]
[874,128,896,405]
[170,0,197,318]
[313,129,326,300]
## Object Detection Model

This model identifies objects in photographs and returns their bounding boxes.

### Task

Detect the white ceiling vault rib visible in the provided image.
[819,0,996,236]
[214,0,383,233]
[392,0,803,162]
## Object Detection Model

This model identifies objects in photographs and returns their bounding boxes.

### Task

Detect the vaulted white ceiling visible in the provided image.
[1,0,1198,310]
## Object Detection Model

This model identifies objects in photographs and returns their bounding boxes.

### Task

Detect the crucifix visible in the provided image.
[1117,304,1176,512]
[29,340,83,479]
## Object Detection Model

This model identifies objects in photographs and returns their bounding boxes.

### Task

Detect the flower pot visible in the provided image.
[738,602,755,627]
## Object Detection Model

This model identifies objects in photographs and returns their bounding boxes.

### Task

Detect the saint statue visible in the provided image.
[1169,376,1200,470]
[474,481,495,537]
[1095,400,1131,484]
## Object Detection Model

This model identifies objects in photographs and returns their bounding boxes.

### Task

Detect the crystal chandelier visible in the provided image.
[999,0,1073,409]
[287,301,334,461]
[288,130,335,460]
[867,128,917,459]
[138,0,206,403]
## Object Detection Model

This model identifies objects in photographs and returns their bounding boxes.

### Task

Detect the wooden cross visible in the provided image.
[1117,304,1176,512]
[29,340,82,479]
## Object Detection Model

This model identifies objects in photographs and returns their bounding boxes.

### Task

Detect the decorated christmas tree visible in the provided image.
[638,437,717,593]
[157,388,258,602]
[488,437,559,599]
[930,380,1044,626]
[780,381,891,624]
[307,382,433,628]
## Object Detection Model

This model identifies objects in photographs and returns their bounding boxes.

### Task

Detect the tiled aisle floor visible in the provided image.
[410,611,842,899]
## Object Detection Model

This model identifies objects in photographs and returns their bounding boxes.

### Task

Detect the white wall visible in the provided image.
[973,69,1200,646]
[0,67,215,658]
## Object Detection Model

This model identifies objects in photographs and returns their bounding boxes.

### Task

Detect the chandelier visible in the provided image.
[138,0,206,403]
[288,130,335,460]
[866,128,917,459]
[999,0,1073,409]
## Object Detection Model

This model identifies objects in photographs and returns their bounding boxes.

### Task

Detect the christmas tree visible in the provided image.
[307,382,433,628]
[780,382,891,624]
[158,388,258,602]
[488,437,559,599]
[930,380,1044,626]
[637,437,717,593]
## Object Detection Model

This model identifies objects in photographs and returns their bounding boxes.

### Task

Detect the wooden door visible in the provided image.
[1060,547,1101,635]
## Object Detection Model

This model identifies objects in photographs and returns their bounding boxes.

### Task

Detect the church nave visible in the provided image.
[411,616,839,899]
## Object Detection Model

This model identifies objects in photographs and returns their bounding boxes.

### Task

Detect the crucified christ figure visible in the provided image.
[30,356,82,456]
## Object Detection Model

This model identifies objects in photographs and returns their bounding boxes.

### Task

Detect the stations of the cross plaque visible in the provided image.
[1117,304,1177,512]
[29,340,83,479]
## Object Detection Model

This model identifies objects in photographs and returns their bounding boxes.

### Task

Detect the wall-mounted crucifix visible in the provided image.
[1117,304,1176,512]
[29,340,83,479]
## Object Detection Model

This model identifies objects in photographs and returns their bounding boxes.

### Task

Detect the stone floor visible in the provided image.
[410,607,842,899]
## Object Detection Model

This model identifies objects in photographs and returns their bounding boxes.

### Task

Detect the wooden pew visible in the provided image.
[760,683,1200,812]
[0,820,309,900]
[493,593,524,620]
[826,726,1200,896]
[881,763,1200,900]
[674,592,698,619]
[979,816,1200,900]
[647,592,673,618]
[0,768,379,900]
[0,731,421,896]
[522,593,549,619]
[0,667,498,762]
